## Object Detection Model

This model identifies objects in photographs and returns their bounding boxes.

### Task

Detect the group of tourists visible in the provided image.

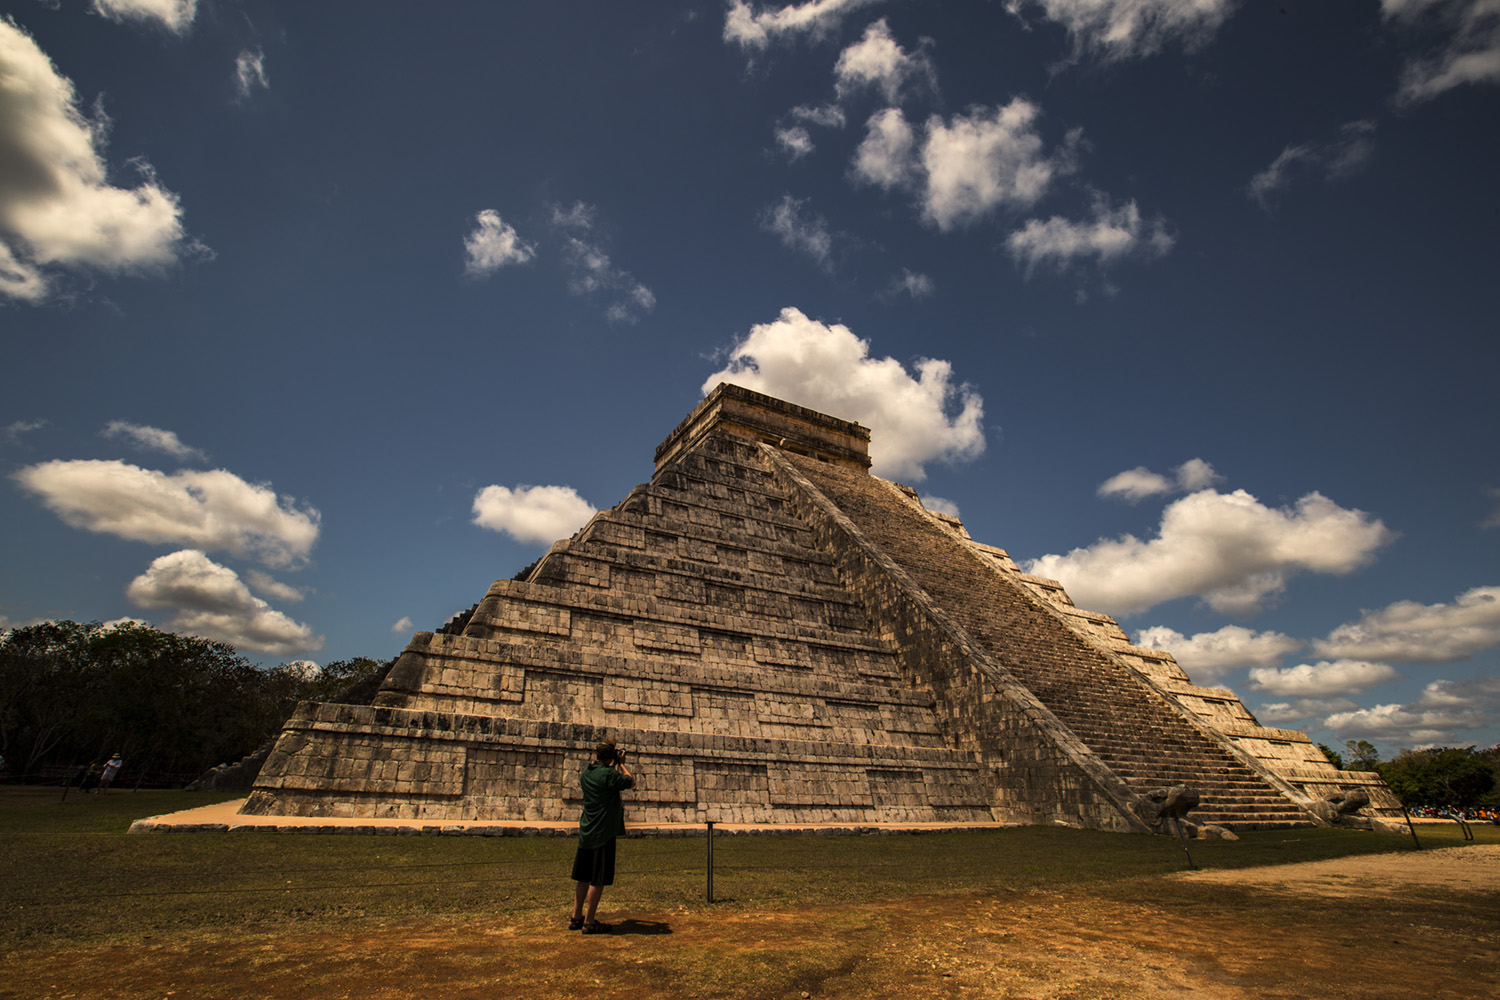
[1408,805,1499,823]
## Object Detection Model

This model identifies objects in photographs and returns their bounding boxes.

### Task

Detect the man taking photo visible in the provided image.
[569,741,635,934]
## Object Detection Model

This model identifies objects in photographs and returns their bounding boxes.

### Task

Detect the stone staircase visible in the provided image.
[784,453,1311,830]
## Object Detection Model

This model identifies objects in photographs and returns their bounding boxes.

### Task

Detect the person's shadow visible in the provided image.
[610,919,672,936]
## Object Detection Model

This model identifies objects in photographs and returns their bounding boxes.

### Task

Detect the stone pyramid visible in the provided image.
[244,385,1398,832]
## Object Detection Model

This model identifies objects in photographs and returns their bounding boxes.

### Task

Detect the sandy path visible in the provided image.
[1172,844,1500,895]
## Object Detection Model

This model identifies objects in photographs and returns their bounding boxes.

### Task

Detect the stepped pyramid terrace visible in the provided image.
[242,384,1401,834]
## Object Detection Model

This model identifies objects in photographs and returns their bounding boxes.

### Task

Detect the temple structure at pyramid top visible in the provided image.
[244,384,1398,833]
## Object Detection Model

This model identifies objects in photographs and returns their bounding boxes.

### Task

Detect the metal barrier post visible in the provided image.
[1401,805,1422,850]
[705,821,715,903]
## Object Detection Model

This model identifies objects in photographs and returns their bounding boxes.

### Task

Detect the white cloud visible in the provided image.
[761,195,835,268]
[1255,697,1360,727]
[1312,585,1500,663]
[126,549,322,655]
[852,107,919,189]
[245,569,305,604]
[775,125,816,160]
[854,101,1076,231]
[391,616,414,634]
[1324,676,1500,744]
[886,268,934,299]
[921,495,960,517]
[1005,0,1238,63]
[91,0,197,33]
[102,420,206,462]
[791,102,847,128]
[1248,120,1376,208]
[1025,488,1395,617]
[1484,487,1500,529]
[702,307,986,481]
[549,202,654,323]
[1099,468,1174,500]
[281,659,321,680]
[1099,459,1222,502]
[472,484,598,545]
[1006,195,1173,275]
[833,19,935,104]
[1134,624,1301,680]
[1383,0,1500,104]
[724,0,882,51]
[15,459,320,568]
[463,209,536,275]
[1248,659,1401,697]
[3,418,47,445]
[922,100,1071,230]
[233,48,269,100]
[0,241,47,302]
[0,19,201,302]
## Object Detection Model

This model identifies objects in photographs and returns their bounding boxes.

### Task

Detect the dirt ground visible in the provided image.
[5,847,1496,1000]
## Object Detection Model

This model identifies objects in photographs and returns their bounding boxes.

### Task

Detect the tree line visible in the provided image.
[1320,739,1499,812]
[0,620,389,787]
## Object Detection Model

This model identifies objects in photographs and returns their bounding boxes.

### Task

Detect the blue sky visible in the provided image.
[3,0,1498,758]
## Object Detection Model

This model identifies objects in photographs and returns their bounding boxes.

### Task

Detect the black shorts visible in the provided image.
[571,839,617,886]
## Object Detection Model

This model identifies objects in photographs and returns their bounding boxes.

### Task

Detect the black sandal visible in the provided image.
[568,916,584,931]
[581,920,613,934]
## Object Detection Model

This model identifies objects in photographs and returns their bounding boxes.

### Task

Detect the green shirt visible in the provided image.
[577,762,632,848]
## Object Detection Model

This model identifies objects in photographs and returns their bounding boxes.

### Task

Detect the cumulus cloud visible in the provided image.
[0,19,202,303]
[1255,697,1360,727]
[391,616,414,634]
[761,195,836,268]
[1383,0,1500,104]
[702,307,986,481]
[1248,120,1376,208]
[102,420,206,462]
[853,101,1077,231]
[1324,675,1500,744]
[15,459,320,568]
[1134,624,1302,681]
[1099,459,1221,502]
[91,0,198,33]
[1312,585,1500,663]
[1006,195,1173,275]
[472,484,598,545]
[0,241,47,302]
[775,125,816,160]
[550,202,654,323]
[833,18,936,104]
[724,0,882,51]
[851,107,919,188]
[126,549,322,655]
[244,569,305,604]
[921,495,961,517]
[1025,488,1395,617]
[281,659,321,680]
[1248,659,1401,697]
[1005,0,1238,63]
[233,47,269,100]
[463,209,536,276]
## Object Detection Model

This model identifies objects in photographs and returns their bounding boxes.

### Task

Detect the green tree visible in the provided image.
[1376,747,1496,810]
[1,621,392,784]
[1317,743,1344,769]
[1343,739,1381,770]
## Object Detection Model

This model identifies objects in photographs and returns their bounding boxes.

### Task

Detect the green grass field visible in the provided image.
[4,785,1493,951]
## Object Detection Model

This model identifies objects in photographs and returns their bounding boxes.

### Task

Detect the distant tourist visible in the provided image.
[97,753,123,793]
[568,741,635,934]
